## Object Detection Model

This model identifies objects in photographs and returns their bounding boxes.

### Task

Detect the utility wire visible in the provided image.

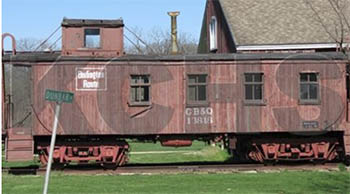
[124,25,156,53]
[48,36,62,51]
[124,34,144,54]
[34,25,61,51]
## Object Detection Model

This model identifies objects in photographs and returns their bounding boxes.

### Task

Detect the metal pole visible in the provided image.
[43,102,61,194]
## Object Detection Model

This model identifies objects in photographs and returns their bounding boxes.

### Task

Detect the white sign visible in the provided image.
[185,107,213,125]
[76,68,107,91]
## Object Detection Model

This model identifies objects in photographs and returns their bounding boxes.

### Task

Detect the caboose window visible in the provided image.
[187,74,207,103]
[84,29,100,48]
[130,75,150,105]
[244,73,263,102]
[300,73,319,102]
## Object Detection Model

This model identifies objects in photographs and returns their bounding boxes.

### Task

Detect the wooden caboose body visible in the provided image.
[30,53,349,136]
[3,52,350,166]
[3,18,350,166]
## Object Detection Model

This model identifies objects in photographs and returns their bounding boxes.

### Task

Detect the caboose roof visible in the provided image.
[2,51,347,64]
[61,18,124,28]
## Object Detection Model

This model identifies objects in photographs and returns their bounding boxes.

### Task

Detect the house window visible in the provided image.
[84,29,100,48]
[244,73,263,102]
[209,16,217,51]
[187,74,207,103]
[300,73,319,102]
[130,75,150,105]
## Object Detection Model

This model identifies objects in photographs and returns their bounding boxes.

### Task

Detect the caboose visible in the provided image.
[2,18,350,167]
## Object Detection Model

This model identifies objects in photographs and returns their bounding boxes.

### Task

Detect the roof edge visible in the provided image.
[217,0,237,47]
[61,18,124,28]
[236,43,346,51]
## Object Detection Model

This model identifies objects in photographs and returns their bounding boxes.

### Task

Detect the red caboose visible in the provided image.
[3,19,350,167]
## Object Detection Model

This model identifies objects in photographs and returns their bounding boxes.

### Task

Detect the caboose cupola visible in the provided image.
[61,18,124,57]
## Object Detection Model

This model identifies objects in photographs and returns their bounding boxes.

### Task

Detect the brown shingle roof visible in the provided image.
[218,0,350,45]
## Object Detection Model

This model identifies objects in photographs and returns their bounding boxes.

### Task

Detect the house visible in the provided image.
[198,0,350,53]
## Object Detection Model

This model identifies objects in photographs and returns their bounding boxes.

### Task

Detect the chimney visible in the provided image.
[168,11,180,55]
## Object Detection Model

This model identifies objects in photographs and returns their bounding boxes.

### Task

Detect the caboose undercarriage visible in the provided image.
[35,136,130,169]
[29,131,349,168]
[230,133,345,165]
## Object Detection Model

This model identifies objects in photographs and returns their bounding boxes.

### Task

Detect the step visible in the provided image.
[6,128,33,162]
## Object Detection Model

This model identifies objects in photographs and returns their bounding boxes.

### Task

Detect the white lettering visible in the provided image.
[185,107,214,125]
[185,108,192,116]
[78,70,104,80]
[200,108,206,115]
[76,68,107,91]
[187,117,191,125]
[206,108,213,115]
[193,108,200,116]
[83,80,99,88]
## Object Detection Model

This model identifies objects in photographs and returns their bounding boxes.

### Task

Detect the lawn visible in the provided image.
[129,141,229,164]
[2,141,350,194]
[129,140,206,152]
[2,141,229,168]
[2,171,350,194]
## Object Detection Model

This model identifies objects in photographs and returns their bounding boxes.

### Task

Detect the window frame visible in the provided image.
[209,16,218,52]
[129,74,151,107]
[299,72,320,105]
[186,74,209,106]
[243,72,265,105]
[84,28,101,49]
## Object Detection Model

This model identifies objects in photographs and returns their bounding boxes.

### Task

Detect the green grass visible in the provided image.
[2,142,350,194]
[2,160,39,168]
[1,148,38,168]
[2,141,223,167]
[129,140,230,164]
[129,140,206,152]
[129,146,229,164]
[2,171,350,194]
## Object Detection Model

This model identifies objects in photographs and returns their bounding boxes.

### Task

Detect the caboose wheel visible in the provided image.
[39,152,49,166]
[344,155,350,166]
[101,162,118,170]
[263,160,276,166]
[52,162,65,170]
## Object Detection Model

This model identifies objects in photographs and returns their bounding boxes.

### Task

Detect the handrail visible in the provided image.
[2,33,16,55]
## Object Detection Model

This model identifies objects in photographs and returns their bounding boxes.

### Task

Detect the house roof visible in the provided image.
[218,0,350,46]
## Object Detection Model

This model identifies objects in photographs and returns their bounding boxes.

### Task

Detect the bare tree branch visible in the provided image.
[16,37,58,51]
[304,0,350,54]
[304,0,340,44]
[124,26,198,55]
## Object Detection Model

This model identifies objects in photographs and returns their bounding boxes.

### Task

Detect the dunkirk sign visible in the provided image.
[45,89,74,103]
[43,89,74,194]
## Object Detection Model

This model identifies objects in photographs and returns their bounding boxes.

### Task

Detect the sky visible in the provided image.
[2,0,206,50]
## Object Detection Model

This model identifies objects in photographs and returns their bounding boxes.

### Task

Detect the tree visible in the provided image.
[16,37,58,51]
[304,0,350,100]
[124,27,198,55]
[304,0,350,54]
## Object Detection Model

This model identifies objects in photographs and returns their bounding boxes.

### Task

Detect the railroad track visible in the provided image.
[3,162,345,175]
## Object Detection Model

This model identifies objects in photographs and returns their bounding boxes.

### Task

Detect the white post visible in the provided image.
[43,102,61,194]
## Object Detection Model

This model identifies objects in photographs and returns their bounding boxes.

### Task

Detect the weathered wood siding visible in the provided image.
[32,59,349,136]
